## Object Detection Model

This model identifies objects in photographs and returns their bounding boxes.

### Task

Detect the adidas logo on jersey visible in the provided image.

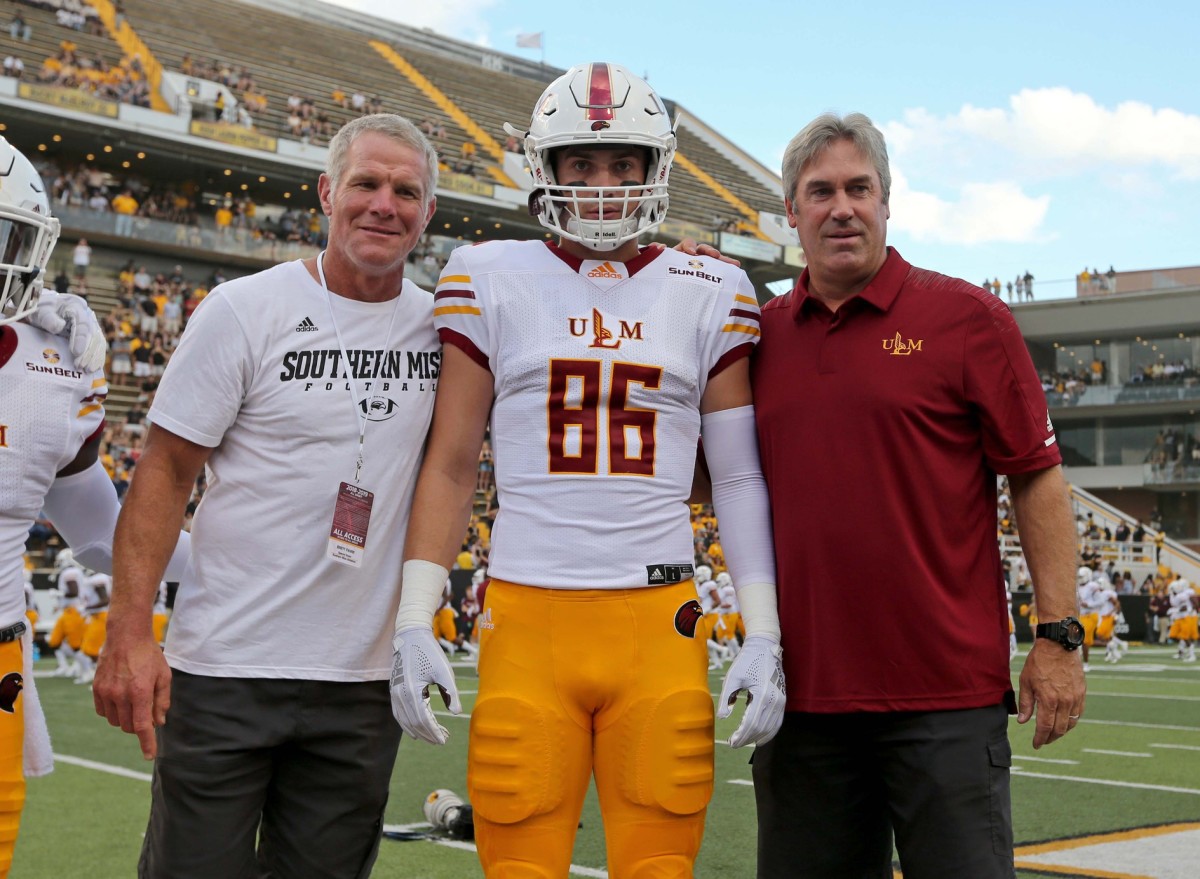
[586,262,623,279]
[477,608,495,630]
[295,317,319,332]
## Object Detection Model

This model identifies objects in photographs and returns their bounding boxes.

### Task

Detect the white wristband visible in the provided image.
[737,581,781,641]
[394,559,449,632]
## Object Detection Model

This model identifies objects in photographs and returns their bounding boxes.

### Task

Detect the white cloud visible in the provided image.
[889,169,1050,246]
[323,0,498,45]
[886,88,1200,180]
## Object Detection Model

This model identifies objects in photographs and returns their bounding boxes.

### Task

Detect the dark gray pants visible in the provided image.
[752,704,1015,879]
[140,671,402,879]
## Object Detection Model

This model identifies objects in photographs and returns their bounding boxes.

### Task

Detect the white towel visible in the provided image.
[21,628,54,778]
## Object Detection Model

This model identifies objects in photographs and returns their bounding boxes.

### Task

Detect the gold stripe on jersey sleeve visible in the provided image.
[434,305,482,317]
[91,378,107,389]
[734,294,758,307]
[437,274,471,287]
[77,404,103,418]
[722,324,762,337]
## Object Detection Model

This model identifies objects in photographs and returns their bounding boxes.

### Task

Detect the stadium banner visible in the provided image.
[439,172,495,199]
[718,232,781,263]
[19,83,118,118]
[657,219,713,245]
[189,120,278,153]
[783,245,806,268]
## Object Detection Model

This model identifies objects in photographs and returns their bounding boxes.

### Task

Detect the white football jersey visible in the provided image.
[1093,586,1119,617]
[81,572,111,614]
[435,241,760,589]
[0,323,106,627]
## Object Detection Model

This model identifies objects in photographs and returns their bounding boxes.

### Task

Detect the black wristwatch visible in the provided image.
[1035,617,1085,651]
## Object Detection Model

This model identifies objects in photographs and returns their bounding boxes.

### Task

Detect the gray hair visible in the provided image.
[781,112,891,206]
[326,114,439,205]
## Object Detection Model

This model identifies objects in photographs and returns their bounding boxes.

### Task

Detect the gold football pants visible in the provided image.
[469,579,714,879]
[0,639,26,877]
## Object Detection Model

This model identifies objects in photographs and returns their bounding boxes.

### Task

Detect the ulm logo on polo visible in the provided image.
[882,332,923,356]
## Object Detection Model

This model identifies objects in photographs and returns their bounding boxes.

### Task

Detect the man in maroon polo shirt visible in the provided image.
[749,113,1085,879]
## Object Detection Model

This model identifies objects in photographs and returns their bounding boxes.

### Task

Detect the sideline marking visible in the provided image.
[1012,768,1200,796]
[1083,748,1153,758]
[1014,821,1200,879]
[1077,719,1200,733]
[1084,691,1200,702]
[1149,743,1200,752]
[1011,754,1080,765]
[53,753,152,782]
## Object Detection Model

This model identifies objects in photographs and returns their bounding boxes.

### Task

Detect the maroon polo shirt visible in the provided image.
[752,248,1060,713]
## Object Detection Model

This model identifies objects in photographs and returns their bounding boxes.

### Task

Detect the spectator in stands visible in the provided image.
[1024,269,1035,301]
[111,189,139,237]
[751,112,1083,878]
[3,54,24,79]
[94,113,442,878]
[8,11,30,42]
[71,238,91,279]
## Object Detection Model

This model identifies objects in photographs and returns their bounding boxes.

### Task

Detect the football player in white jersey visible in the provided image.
[390,63,785,877]
[1090,579,1127,663]
[1076,566,1102,671]
[0,137,188,873]
[1167,576,1197,662]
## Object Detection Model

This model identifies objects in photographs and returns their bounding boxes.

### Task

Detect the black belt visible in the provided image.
[0,621,27,643]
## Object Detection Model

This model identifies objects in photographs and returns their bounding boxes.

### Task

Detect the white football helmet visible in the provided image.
[471,566,488,587]
[1076,566,1093,586]
[715,572,733,590]
[694,564,713,585]
[0,137,60,325]
[508,62,675,251]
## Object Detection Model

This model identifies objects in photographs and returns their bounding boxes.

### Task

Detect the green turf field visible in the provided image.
[13,646,1200,878]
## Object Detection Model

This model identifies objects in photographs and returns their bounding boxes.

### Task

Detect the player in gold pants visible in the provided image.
[469,580,713,878]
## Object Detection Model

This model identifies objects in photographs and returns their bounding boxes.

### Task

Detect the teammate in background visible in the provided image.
[389,63,784,878]
[1077,566,1102,672]
[74,570,112,685]
[47,559,85,678]
[1091,578,1128,663]
[151,582,169,646]
[716,583,744,660]
[432,583,477,659]
[0,137,185,877]
[1167,575,1197,662]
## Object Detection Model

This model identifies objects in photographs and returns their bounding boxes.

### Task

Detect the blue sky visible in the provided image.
[328,0,1198,300]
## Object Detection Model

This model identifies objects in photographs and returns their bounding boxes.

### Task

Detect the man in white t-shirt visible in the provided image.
[93,114,441,878]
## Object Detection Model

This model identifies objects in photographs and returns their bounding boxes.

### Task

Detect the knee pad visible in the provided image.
[616,689,714,816]
[468,696,563,825]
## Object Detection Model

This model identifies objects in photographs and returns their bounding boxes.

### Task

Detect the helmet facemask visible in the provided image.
[513,62,675,253]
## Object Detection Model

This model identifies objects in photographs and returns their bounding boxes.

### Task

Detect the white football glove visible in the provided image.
[29,291,108,373]
[717,633,786,748]
[390,626,462,745]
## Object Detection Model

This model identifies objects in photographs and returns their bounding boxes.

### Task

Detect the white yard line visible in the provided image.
[1010,754,1080,765]
[1083,691,1200,702]
[1149,743,1200,752]
[1011,769,1200,796]
[53,753,153,782]
[1082,748,1153,758]
[1076,718,1200,733]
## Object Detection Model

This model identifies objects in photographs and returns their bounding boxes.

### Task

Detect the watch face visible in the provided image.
[1063,619,1085,646]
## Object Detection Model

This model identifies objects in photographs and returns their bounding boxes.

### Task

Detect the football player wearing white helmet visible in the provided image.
[392,63,783,878]
[510,63,673,254]
[0,138,187,875]
[0,136,106,372]
[1167,575,1197,662]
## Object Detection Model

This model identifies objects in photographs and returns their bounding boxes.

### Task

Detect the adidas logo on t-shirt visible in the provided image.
[295,317,319,332]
